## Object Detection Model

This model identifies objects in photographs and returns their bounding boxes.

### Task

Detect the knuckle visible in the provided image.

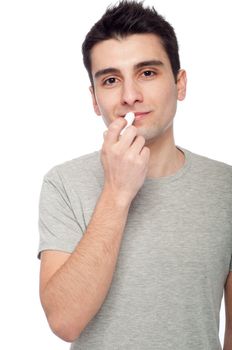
[108,119,124,132]
[112,146,121,158]
[108,123,118,132]
[101,145,107,156]
[136,156,143,166]
[143,147,150,159]
[126,152,134,163]
[137,135,145,144]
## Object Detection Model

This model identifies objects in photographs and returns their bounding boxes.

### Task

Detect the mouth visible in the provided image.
[134,111,151,120]
[121,111,151,118]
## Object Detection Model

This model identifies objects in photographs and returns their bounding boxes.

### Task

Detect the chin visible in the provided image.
[138,127,162,142]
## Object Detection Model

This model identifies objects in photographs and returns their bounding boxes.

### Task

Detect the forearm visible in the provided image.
[41,189,130,342]
[223,327,232,350]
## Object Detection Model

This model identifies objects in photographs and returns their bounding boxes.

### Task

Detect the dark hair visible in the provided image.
[82,0,180,85]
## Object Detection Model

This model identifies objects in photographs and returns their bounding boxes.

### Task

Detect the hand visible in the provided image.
[101,117,150,205]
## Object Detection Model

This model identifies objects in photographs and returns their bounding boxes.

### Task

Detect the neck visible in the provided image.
[145,127,185,179]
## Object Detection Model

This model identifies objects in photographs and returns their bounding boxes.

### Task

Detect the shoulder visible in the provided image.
[42,150,103,187]
[188,149,232,174]
[185,147,232,190]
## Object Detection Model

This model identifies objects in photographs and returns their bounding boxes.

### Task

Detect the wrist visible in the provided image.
[101,185,132,211]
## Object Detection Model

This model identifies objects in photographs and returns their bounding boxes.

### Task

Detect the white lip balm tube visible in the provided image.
[120,112,135,135]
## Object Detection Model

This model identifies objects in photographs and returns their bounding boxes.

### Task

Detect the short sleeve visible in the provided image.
[38,167,84,259]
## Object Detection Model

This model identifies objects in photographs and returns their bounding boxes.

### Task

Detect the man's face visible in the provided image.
[90,33,186,145]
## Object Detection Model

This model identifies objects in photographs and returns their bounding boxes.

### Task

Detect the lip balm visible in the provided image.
[120,112,135,135]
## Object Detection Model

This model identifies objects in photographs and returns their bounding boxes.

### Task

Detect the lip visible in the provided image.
[119,111,151,120]
[134,111,151,120]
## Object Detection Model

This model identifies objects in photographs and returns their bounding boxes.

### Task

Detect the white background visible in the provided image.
[0,0,231,348]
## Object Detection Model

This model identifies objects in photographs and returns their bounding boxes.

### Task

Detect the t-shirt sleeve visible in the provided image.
[230,256,232,272]
[38,167,84,259]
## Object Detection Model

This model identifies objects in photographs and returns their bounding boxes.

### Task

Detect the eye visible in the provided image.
[142,70,156,78]
[103,77,118,86]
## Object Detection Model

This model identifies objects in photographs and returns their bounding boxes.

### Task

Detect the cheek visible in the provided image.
[94,94,108,115]
[94,94,115,127]
[157,84,178,117]
[96,91,119,117]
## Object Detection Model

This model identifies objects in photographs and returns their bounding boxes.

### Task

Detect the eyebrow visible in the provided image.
[94,60,164,79]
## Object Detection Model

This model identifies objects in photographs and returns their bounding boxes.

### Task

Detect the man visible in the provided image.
[38,1,232,349]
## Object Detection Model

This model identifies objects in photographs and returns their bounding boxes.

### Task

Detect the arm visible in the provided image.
[223,271,232,350]
[40,189,130,342]
[39,118,150,342]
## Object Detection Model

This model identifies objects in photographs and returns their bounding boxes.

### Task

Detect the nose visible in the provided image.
[121,79,143,106]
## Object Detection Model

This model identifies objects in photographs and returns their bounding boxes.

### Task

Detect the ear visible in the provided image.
[176,69,187,101]
[89,86,101,116]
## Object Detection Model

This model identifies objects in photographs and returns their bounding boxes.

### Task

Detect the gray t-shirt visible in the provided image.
[38,146,232,350]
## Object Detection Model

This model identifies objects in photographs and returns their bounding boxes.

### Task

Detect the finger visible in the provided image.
[118,125,138,149]
[140,146,150,160]
[129,135,146,154]
[105,118,127,144]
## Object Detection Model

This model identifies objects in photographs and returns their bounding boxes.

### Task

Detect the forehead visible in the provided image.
[90,33,171,74]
